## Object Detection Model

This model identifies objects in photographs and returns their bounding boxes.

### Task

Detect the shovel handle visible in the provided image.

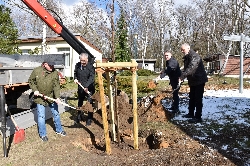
[76,82,91,95]
[37,93,77,110]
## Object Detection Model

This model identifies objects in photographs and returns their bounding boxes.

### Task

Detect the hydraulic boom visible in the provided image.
[21,0,95,64]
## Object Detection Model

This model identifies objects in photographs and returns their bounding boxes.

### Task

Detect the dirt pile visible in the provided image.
[147,80,157,89]
[75,89,189,150]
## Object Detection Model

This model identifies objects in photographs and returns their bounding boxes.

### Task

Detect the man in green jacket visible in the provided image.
[28,61,66,142]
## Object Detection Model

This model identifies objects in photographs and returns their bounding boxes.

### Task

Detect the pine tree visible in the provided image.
[0,5,19,54]
[115,9,130,62]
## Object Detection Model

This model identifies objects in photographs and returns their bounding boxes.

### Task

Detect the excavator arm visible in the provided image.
[21,0,95,64]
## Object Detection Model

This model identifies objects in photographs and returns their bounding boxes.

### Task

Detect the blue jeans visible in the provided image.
[37,103,63,137]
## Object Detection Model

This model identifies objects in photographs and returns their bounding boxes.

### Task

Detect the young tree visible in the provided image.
[115,9,130,62]
[0,5,19,54]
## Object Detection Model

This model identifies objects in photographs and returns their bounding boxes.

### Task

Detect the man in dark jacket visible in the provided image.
[74,53,95,126]
[29,61,66,142]
[179,43,208,123]
[156,51,181,113]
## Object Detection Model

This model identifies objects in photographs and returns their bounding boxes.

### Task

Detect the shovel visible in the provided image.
[5,104,25,144]
[76,82,91,97]
[37,93,77,110]
[172,81,183,94]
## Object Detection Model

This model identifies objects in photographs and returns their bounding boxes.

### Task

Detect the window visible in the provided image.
[57,48,70,67]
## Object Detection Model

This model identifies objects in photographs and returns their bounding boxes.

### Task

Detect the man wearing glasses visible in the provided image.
[74,53,95,126]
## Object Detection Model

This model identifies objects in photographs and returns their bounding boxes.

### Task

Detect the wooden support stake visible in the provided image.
[114,71,120,144]
[132,65,138,150]
[96,60,138,68]
[106,71,116,142]
[97,68,111,155]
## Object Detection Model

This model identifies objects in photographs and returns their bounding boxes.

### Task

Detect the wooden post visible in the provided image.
[131,60,138,150]
[106,71,116,142]
[114,74,120,144]
[96,68,111,155]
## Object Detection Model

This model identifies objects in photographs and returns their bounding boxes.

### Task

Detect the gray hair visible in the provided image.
[181,43,190,49]
[79,53,89,59]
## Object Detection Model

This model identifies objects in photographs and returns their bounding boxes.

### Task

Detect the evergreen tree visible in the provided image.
[0,5,19,54]
[115,9,130,62]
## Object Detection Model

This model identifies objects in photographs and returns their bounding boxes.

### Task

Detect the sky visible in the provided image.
[61,0,189,7]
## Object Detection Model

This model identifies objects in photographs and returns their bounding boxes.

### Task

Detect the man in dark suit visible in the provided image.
[74,53,95,126]
[179,43,208,123]
[156,50,181,113]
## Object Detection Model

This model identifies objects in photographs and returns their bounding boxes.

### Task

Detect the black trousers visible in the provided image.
[170,81,179,109]
[188,83,205,119]
[77,90,94,120]
[77,90,93,108]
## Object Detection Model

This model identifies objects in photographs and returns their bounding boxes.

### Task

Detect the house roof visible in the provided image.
[18,34,102,53]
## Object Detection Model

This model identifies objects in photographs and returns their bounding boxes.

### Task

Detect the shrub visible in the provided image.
[137,69,155,76]
[119,70,132,76]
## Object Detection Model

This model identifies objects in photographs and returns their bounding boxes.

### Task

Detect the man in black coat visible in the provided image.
[156,51,181,113]
[74,53,95,126]
[179,43,208,123]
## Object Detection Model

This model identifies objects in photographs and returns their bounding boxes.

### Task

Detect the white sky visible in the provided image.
[61,0,189,7]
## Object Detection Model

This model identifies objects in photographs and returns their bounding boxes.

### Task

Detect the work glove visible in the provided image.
[34,91,39,96]
[74,79,78,84]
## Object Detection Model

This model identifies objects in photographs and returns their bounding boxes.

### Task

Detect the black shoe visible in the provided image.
[188,118,202,123]
[170,108,180,114]
[168,106,175,110]
[40,136,48,142]
[86,119,92,126]
[182,114,194,118]
[74,114,81,124]
[56,131,67,136]
[74,118,79,124]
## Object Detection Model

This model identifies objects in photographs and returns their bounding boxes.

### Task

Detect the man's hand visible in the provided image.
[74,79,78,84]
[84,87,88,93]
[55,98,61,104]
[34,91,39,96]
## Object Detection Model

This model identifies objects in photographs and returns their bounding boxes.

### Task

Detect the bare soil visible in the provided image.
[0,84,246,166]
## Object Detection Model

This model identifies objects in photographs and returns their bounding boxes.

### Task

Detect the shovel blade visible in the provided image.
[13,129,25,144]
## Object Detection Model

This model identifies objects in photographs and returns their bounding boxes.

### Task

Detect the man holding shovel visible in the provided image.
[155,50,181,113]
[28,61,66,142]
[74,53,95,126]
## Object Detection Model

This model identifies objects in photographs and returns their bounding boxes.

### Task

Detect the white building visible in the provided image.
[135,59,157,72]
[18,34,102,78]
